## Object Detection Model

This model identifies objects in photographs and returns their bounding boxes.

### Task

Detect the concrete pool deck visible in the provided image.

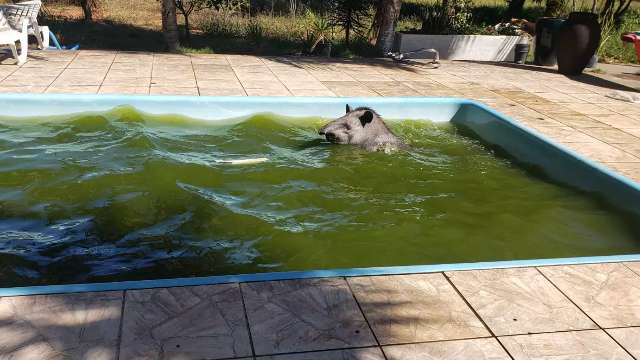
[1,50,640,359]
[2,263,640,359]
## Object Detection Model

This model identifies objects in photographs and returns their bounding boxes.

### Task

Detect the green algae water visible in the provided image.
[1,107,639,286]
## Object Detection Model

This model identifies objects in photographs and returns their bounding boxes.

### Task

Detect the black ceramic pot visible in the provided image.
[534,17,565,66]
[554,12,601,75]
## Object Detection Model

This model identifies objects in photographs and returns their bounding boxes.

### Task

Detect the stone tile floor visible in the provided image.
[1,50,640,359]
[2,263,640,359]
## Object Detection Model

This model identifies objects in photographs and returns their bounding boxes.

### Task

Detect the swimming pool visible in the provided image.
[1,95,639,296]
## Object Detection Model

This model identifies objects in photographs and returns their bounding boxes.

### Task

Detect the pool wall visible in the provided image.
[1,94,639,296]
[452,104,640,218]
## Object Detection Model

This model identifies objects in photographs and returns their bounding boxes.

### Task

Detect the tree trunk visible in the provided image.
[80,0,93,21]
[375,0,402,54]
[345,8,352,47]
[161,0,180,52]
[184,13,191,42]
[345,24,351,47]
[506,0,526,19]
[289,0,297,16]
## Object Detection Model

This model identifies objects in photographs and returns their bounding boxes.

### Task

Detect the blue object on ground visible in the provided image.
[48,31,62,49]
[47,31,79,50]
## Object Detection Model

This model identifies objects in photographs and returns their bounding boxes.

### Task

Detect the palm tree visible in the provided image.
[372,0,402,54]
[161,0,180,52]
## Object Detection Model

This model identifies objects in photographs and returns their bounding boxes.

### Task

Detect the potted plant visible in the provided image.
[515,35,532,64]
[553,11,600,74]
[306,10,334,57]
[494,20,534,64]
[534,17,565,66]
[552,0,632,74]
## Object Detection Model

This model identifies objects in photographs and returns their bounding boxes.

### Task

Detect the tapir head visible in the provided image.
[319,105,388,145]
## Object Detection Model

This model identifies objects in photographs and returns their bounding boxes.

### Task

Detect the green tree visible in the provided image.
[174,0,210,42]
[329,0,372,47]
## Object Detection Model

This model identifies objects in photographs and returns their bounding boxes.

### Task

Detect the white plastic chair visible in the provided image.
[0,10,28,64]
[0,0,47,50]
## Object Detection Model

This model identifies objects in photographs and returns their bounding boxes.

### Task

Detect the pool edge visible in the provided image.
[2,254,640,297]
[1,95,640,297]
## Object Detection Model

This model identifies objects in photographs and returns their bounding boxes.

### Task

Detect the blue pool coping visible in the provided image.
[1,94,640,297]
[2,254,640,297]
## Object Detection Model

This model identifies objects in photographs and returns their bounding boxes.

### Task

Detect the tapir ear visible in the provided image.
[359,110,374,126]
[346,104,352,113]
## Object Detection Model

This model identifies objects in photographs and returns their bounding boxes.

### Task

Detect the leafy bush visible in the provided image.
[414,3,448,33]
[246,18,265,46]
[400,1,433,19]
[195,13,306,53]
[403,0,476,35]
[469,4,544,25]
[447,0,475,34]
[401,0,545,26]
[197,11,246,37]
[305,10,334,52]
[194,9,375,55]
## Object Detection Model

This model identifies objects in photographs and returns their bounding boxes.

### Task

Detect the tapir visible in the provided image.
[319,105,405,152]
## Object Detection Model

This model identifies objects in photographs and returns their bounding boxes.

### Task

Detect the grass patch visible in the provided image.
[194,13,307,54]
[598,9,640,63]
[41,18,165,51]
[38,0,166,50]
[38,0,377,56]
[193,11,377,56]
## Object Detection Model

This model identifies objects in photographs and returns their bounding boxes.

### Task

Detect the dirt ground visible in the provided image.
[34,0,173,51]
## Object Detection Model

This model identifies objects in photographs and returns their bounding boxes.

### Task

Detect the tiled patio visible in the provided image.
[1,50,640,359]
[2,263,640,359]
